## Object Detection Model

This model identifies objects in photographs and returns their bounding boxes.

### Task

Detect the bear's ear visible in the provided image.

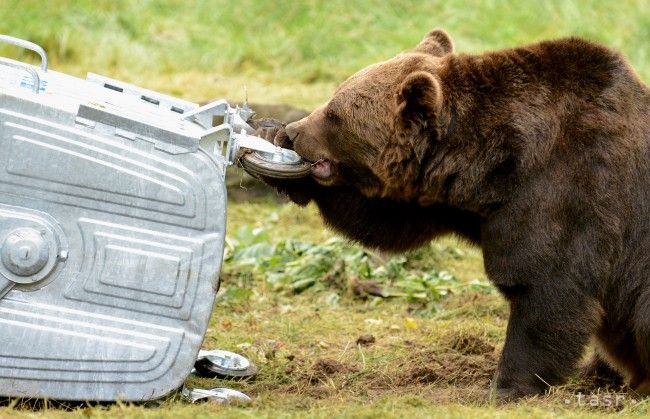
[377,71,443,200]
[414,29,454,56]
[396,71,443,129]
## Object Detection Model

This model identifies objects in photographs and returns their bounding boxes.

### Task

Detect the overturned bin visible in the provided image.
[0,35,306,401]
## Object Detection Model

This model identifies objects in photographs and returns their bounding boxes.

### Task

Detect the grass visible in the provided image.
[0,0,647,109]
[0,1,649,417]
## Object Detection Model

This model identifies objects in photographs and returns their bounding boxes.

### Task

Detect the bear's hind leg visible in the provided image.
[632,289,650,395]
[580,352,624,388]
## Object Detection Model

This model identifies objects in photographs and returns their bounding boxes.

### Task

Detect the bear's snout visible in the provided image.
[285,118,323,164]
[285,122,300,143]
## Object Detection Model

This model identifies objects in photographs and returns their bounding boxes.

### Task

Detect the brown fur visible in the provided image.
[253,29,650,399]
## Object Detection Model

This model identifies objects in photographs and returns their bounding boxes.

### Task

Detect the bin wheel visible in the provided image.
[239,149,311,179]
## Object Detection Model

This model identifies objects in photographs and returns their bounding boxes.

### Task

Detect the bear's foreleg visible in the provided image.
[580,352,624,388]
[494,283,602,400]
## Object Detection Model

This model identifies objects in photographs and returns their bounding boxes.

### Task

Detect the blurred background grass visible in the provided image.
[0,0,647,109]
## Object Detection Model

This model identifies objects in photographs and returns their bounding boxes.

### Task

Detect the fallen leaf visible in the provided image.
[403,317,418,330]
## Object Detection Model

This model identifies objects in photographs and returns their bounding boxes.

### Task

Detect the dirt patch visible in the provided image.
[275,357,362,401]
[364,334,497,389]
[448,334,495,356]
[276,346,626,407]
[397,351,497,387]
[307,358,359,383]
[356,335,376,346]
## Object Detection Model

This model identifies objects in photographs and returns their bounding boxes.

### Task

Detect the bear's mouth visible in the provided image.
[311,159,332,179]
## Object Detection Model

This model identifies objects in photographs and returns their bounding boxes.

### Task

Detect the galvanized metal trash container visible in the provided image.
[0,35,298,401]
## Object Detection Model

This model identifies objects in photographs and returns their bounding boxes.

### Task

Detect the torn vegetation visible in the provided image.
[222,225,494,314]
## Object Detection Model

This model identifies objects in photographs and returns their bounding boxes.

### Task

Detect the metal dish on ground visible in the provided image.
[181,386,251,404]
[193,349,258,379]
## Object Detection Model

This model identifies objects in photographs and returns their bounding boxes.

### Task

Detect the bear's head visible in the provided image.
[284,29,455,202]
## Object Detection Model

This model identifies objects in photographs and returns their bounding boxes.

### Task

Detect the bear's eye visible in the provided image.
[326,108,340,122]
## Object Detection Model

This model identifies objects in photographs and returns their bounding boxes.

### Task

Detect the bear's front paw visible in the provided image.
[251,118,293,149]
[491,386,530,404]
[491,370,546,403]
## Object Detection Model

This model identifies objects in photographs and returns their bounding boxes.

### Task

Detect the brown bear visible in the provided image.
[250,29,650,399]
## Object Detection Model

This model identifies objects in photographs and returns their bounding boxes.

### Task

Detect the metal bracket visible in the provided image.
[76,103,199,154]
[181,100,230,130]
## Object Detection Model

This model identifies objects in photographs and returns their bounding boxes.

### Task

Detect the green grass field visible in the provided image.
[1,1,649,417]
[1,0,648,109]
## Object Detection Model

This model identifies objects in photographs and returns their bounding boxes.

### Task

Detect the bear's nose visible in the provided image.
[285,123,299,143]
